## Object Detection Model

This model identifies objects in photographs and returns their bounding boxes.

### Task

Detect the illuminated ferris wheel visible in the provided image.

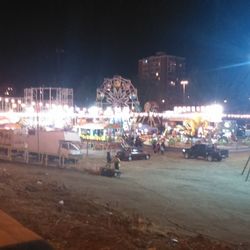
[96,75,140,110]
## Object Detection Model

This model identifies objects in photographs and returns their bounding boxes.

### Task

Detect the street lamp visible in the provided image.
[180,80,189,104]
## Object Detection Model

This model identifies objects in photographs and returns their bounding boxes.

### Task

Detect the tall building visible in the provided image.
[138,52,186,108]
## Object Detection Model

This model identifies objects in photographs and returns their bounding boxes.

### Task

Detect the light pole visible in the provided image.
[180,80,188,104]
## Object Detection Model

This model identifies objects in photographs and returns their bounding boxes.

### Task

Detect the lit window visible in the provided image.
[168,61,176,72]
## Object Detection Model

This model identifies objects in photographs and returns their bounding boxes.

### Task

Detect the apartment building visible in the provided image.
[138,52,186,107]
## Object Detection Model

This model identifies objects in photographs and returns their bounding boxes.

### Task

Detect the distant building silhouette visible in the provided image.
[138,52,186,108]
[0,84,16,97]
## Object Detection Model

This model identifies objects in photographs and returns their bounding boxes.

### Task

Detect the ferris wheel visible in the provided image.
[96,75,140,110]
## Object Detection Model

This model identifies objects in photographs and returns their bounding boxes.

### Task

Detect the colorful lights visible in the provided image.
[1,95,250,133]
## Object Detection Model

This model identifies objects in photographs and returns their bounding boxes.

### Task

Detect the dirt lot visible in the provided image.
[0,149,250,250]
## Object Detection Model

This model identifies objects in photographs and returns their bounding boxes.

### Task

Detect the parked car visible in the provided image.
[116,147,150,161]
[182,144,229,161]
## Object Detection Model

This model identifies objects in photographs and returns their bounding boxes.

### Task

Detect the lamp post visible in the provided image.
[180,80,189,104]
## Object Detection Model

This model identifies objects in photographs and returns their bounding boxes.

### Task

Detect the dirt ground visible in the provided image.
[0,149,250,250]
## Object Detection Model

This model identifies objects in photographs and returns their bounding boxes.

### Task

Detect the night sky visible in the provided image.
[1,0,250,109]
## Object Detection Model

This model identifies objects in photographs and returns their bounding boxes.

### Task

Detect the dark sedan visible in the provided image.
[116,147,150,161]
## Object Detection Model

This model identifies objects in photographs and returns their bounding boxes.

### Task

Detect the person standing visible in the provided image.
[106,151,112,168]
[152,140,157,153]
[160,141,165,155]
[156,142,160,154]
[113,154,120,170]
[113,154,121,177]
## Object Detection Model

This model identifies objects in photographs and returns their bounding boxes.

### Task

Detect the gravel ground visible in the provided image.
[0,149,250,249]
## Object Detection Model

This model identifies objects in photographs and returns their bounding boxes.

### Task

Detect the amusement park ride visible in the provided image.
[138,101,161,127]
[24,87,73,108]
[96,75,140,111]
[0,78,250,144]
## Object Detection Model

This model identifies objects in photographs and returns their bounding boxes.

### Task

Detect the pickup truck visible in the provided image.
[182,144,229,161]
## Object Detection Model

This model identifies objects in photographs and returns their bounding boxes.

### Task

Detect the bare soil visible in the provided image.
[0,150,250,250]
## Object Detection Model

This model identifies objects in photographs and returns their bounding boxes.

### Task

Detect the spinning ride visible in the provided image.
[138,101,161,127]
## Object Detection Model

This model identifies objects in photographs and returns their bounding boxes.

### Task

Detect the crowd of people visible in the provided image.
[101,133,168,177]
[122,134,143,149]
[152,140,166,154]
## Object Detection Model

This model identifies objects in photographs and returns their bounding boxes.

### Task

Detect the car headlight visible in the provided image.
[182,149,186,152]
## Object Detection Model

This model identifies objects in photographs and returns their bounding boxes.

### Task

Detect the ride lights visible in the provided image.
[104,107,114,118]
[88,106,99,116]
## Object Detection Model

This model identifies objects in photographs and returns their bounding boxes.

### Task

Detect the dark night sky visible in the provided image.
[1,0,250,108]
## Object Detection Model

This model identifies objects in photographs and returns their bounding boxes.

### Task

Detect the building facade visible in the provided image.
[138,52,186,108]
